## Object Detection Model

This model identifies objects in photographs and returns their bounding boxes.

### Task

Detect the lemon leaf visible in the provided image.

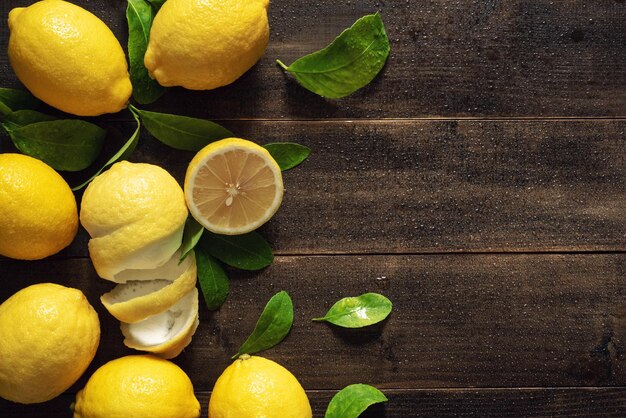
[313,293,392,328]
[1,110,54,131]
[277,13,389,99]
[179,216,204,263]
[132,106,233,151]
[325,384,388,418]
[127,0,166,104]
[71,111,141,190]
[196,244,229,311]
[0,88,39,114]
[201,231,274,271]
[146,0,166,10]
[5,119,106,172]
[233,290,293,359]
[263,142,310,171]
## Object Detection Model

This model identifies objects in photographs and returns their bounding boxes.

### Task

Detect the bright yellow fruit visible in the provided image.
[8,0,132,116]
[0,153,78,260]
[184,138,283,235]
[208,355,312,418]
[145,0,270,90]
[74,355,200,418]
[0,283,100,404]
[80,161,188,282]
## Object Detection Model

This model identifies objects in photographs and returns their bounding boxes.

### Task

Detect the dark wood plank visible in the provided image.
[1,253,624,391]
[3,388,626,417]
[0,0,624,118]
[3,119,621,256]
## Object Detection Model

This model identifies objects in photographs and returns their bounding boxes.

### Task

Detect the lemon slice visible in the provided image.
[184,138,283,235]
[101,252,197,323]
[121,288,199,359]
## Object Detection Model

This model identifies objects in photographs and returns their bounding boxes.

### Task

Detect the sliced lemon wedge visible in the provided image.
[184,138,283,235]
[101,252,197,323]
[121,288,199,359]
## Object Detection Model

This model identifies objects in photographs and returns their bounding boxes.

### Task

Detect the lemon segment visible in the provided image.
[7,0,131,116]
[121,288,199,359]
[184,138,284,235]
[0,153,78,260]
[144,0,270,90]
[0,283,100,404]
[209,355,312,418]
[101,251,197,323]
[73,355,200,418]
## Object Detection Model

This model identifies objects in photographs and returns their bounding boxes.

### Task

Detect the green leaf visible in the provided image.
[325,384,388,418]
[179,216,204,263]
[233,290,293,359]
[2,109,55,131]
[313,293,392,328]
[71,110,141,190]
[146,0,166,10]
[127,0,166,104]
[132,106,233,151]
[0,88,39,113]
[277,13,390,99]
[263,142,310,171]
[201,231,273,271]
[196,245,229,311]
[5,119,106,171]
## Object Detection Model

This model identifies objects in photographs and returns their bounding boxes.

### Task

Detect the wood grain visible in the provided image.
[0,0,624,118]
[3,388,626,417]
[2,119,621,256]
[1,253,624,391]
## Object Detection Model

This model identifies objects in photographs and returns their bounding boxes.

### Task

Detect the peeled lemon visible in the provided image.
[74,355,200,418]
[209,355,312,418]
[184,138,284,235]
[0,153,78,260]
[0,283,100,404]
[145,0,270,90]
[8,0,131,116]
[80,161,188,282]
[80,161,199,358]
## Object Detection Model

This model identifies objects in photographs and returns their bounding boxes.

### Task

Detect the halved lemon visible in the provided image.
[184,138,283,235]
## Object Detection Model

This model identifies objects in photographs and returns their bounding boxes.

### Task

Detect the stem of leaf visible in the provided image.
[276,60,290,71]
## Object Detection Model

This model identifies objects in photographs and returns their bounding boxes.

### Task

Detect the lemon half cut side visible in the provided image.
[184,138,283,235]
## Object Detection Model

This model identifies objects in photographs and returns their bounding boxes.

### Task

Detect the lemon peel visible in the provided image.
[101,251,197,323]
[121,288,199,359]
[184,138,284,235]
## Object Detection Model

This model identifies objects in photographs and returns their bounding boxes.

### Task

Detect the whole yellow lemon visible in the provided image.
[0,283,100,404]
[73,355,200,418]
[8,0,132,116]
[208,355,312,418]
[145,0,270,90]
[0,153,78,260]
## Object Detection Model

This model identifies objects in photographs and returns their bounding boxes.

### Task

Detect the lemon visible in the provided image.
[0,153,78,260]
[209,355,312,418]
[74,355,200,418]
[0,283,100,404]
[184,138,283,235]
[145,0,270,90]
[8,0,132,116]
[80,161,188,282]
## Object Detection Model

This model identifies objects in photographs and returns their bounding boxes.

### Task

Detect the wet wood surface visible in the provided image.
[1,0,625,416]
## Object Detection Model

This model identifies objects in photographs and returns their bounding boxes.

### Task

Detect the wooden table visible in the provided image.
[1,0,625,416]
